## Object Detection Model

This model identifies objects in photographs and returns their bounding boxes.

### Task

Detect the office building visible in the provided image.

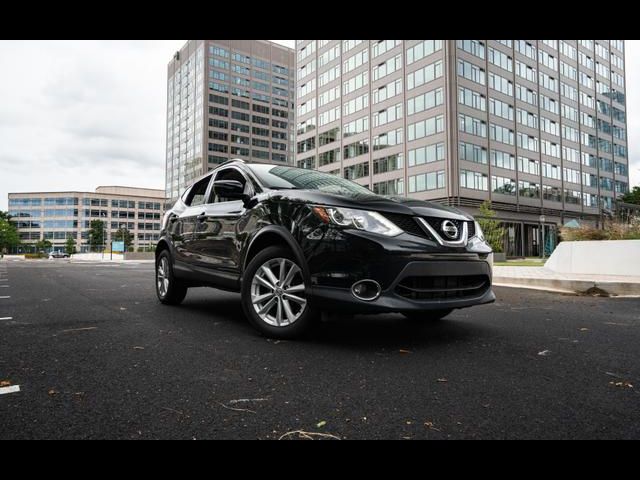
[295,40,628,256]
[166,40,295,202]
[8,186,165,253]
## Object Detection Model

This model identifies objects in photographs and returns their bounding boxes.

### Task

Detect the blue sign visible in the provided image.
[112,241,125,252]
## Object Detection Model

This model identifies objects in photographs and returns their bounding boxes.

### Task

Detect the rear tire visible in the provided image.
[241,245,317,339]
[402,309,453,321]
[156,250,188,305]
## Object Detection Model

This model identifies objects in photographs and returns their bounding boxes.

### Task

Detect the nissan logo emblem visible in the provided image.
[441,220,459,239]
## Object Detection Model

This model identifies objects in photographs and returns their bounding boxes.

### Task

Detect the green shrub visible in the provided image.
[25,253,46,259]
[476,201,505,253]
[560,221,640,241]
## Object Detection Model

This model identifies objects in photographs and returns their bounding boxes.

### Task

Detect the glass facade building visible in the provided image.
[295,40,628,256]
[166,40,295,202]
[8,187,165,252]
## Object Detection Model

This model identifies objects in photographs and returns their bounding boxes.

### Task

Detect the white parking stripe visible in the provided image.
[0,317,13,320]
[0,296,10,299]
[0,385,20,395]
[0,285,8,287]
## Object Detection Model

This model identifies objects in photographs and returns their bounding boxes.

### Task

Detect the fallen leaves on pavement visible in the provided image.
[279,430,340,440]
[609,381,634,389]
[424,421,441,432]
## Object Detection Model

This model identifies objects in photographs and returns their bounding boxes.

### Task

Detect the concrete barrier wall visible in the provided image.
[545,240,640,277]
[72,253,124,261]
[124,252,155,260]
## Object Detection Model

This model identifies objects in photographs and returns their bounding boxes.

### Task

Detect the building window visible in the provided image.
[408,171,446,193]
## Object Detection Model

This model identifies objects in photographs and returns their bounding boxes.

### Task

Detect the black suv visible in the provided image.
[156,160,494,338]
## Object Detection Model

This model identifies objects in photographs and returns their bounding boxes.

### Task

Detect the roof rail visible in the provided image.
[217,158,246,167]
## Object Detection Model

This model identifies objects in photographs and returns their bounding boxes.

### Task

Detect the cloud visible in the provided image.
[625,41,640,188]
[0,40,184,208]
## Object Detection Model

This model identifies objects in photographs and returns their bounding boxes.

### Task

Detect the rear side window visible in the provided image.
[184,175,212,206]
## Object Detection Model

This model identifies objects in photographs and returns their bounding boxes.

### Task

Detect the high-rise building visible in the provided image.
[295,40,629,256]
[166,40,295,202]
[8,187,165,253]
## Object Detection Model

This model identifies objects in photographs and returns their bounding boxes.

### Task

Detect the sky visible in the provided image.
[0,40,637,211]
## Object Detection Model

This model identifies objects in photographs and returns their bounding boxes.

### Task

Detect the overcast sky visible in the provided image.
[0,40,638,211]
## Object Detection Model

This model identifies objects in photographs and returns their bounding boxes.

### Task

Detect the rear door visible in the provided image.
[172,173,214,274]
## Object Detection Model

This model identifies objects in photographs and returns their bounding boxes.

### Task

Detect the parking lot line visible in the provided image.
[0,385,21,395]
[0,296,11,299]
[0,317,13,320]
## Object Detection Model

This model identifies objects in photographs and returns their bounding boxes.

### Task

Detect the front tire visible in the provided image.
[402,309,453,321]
[241,246,317,339]
[156,250,188,305]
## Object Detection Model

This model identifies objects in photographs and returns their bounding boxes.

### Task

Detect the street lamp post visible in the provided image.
[539,215,546,260]
[120,223,127,252]
[102,224,107,257]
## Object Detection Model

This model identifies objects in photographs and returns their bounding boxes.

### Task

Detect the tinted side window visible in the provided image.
[184,175,212,206]
[210,168,250,203]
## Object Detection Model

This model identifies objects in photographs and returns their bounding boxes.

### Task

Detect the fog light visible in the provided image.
[351,279,382,301]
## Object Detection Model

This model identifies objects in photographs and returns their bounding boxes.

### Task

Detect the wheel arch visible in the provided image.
[242,226,310,282]
[155,238,171,259]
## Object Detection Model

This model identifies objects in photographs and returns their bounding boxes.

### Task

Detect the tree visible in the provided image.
[0,215,20,253]
[65,237,76,255]
[35,239,52,252]
[621,186,640,205]
[88,220,105,251]
[113,227,133,252]
[476,201,505,253]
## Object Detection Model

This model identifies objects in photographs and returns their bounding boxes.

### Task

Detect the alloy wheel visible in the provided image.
[250,257,306,327]
[157,256,169,298]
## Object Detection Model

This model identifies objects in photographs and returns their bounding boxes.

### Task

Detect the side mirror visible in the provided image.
[212,180,244,198]
[212,180,250,205]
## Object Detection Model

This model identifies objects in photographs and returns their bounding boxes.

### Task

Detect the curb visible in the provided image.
[493,276,640,297]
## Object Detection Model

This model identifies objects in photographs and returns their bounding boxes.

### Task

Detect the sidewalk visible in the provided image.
[493,266,640,296]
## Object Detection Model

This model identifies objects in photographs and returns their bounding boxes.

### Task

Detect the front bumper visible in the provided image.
[302,228,495,314]
[310,259,495,313]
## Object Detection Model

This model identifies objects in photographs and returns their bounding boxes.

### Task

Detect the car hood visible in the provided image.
[266,189,473,220]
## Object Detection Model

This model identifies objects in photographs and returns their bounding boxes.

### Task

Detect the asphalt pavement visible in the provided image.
[1,259,639,439]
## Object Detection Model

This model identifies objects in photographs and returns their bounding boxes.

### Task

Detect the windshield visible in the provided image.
[248,165,376,198]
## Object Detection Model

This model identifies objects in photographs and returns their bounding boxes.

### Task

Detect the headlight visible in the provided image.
[474,220,485,241]
[312,206,402,237]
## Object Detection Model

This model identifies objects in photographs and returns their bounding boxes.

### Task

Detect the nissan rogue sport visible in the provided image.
[156,159,495,338]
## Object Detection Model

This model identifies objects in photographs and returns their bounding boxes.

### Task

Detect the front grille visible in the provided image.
[421,217,476,241]
[423,217,465,241]
[395,275,489,300]
[468,221,476,238]
[383,214,476,242]
[382,213,433,240]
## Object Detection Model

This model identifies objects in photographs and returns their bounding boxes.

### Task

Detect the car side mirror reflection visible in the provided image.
[212,180,251,205]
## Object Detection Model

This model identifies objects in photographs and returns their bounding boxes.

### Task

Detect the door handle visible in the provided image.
[196,213,207,222]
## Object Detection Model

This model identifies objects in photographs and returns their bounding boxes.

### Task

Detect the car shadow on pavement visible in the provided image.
[308,312,490,349]
[173,289,250,323]
[177,289,492,348]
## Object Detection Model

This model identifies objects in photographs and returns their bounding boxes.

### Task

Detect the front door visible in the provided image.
[189,167,254,287]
